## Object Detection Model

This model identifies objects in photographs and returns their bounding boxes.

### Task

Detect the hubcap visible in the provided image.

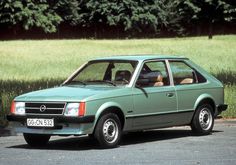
[103,119,118,144]
[199,108,213,130]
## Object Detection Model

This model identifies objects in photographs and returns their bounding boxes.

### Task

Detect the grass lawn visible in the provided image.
[0,35,235,80]
[0,35,235,126]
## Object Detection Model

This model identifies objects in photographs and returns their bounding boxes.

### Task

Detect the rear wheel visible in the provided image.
[94,113,121,148]
[191,104,214,135]
[23,133,51,147]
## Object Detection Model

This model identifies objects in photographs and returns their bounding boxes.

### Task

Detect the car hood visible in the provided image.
[15,85,122,102]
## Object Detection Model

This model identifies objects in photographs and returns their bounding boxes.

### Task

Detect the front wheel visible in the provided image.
[191,104,214,135]
[23,133,51,147]
[94,113,121,148]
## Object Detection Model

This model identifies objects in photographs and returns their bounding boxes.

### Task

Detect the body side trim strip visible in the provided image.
[126,110,194,119]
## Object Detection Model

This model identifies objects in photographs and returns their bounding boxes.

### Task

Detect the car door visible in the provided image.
[131,60,177,129]
[168,60,206,124]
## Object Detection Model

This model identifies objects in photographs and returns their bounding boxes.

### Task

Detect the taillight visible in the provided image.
[10,101,15,114]
[79,102,86,117]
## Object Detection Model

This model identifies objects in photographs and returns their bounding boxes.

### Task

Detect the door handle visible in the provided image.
[166,93,174,97]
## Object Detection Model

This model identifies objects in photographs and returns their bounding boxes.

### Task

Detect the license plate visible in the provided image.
[27,118,54,127]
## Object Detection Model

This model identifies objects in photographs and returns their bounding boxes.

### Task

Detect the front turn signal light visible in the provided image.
[10,101,15,114]
[79,102,86,117]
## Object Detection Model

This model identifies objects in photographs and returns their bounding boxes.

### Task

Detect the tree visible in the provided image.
[0,0,235,38]
[53,0,81,26]
[183,0,236,39]
[150,0,185,35]
[76,0,185,38]
[0,0,62,33]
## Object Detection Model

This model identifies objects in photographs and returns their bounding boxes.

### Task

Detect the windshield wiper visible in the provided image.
[88,80,116,86]
[66,80,87,85]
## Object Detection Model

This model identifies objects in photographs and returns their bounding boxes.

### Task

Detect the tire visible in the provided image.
[88,133,95,139]
[23,133,51,147]
[94,113,121,148]
[191,104,214,135]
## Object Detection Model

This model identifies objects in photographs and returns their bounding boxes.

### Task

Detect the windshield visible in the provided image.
[65,60,138,86]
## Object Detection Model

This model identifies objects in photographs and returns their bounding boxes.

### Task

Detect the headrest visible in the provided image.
[115,70,131,82]
[140,71,163,82]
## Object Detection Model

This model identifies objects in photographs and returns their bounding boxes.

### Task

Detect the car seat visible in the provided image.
[115,70,132,83]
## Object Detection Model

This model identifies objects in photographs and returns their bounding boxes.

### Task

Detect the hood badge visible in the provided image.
[39,105,47,112]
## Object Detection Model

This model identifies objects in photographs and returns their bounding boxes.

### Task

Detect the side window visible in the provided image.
[137,61,170,87]
[169,61,199,85]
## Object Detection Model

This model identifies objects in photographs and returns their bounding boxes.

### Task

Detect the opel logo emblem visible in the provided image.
[39,105,47,112]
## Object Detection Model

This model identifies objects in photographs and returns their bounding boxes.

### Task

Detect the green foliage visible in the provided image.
[77,0,184,35]
[183,0,236,38]
[151,0,185,34]
[53,0,81,26]
[0,0,235,36]
[0,0,62,33]
[183,0,236,22]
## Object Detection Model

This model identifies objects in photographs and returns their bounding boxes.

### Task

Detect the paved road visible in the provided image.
[0,120,236,165]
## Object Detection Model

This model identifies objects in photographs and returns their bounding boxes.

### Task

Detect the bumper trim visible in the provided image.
[6,115,95,124]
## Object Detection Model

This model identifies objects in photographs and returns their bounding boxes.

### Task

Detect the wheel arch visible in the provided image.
[94,102,125,130]
[194,94,216,114]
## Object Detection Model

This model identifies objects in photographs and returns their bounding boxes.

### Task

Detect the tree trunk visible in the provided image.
[208,20,213,39]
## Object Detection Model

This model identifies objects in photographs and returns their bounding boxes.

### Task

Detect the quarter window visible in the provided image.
[169,61,197,85]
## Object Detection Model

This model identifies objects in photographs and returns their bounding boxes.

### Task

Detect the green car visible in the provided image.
[7,55,227,148]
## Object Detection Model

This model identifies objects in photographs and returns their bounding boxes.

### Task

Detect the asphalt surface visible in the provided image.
[0,120,236,165]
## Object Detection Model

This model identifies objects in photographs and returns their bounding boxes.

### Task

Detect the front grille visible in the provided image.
[25,102,65,115]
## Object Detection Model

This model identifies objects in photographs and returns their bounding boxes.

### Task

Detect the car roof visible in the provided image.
[94,55,188,61]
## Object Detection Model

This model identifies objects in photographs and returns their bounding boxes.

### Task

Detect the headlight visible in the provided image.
[64,102,86,117]
[64,103,79,117]
[11,102,25,115]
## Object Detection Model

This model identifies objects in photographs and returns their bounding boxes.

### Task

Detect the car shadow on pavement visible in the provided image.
[7,129,222,151]
[121,129,222,146]
[7,135,99,151]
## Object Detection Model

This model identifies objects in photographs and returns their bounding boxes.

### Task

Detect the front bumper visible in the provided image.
[7,114,95,135]
[7,115,95,124]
